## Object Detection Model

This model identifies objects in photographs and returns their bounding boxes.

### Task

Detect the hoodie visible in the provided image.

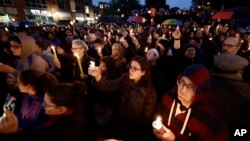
[15,35,48,74]
[156,64,228,141]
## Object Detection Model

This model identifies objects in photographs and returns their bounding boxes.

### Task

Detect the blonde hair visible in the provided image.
[72,39,88,51]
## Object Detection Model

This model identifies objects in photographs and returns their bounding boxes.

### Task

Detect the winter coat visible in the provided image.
[94,73,157,140]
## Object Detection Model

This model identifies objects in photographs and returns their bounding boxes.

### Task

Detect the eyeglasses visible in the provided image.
[222,43,238,48]
[42,103,56,108]
[10,45,21,49]
[71,47,82,50]
[127,65,141,72]
[177,80,196,91]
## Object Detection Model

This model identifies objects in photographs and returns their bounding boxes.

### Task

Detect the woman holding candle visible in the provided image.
[53,42,75,82]
[153,64,228,141]
[88,56,157,141]
[71,39,94,80]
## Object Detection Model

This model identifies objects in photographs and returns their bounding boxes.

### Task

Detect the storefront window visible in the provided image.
[25,0,47,9]
[58,0,66,10]
[0,0,13,6]
[76,2,80,11]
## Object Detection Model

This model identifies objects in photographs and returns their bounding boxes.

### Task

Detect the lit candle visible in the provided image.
[152,116,165,134]
[74,53,84,77]
[108,32,111,38]
[51,45,58,60]
[130,29,134,36]
[4,27,8,32]
[89,61,95,70]
[144,47,148,53]
[97,47,102,57]
[98,47,101,53]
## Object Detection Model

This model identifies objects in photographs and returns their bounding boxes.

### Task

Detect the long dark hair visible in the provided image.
[128,56,153,88]
[100,56,117,79]
[18,70,58,93]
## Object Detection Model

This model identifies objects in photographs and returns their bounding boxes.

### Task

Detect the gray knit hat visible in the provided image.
[214,54,249,73]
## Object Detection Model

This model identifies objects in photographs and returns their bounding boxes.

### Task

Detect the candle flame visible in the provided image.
[74,53,79,58]
[156,116,162,122]
[152,116,163,130]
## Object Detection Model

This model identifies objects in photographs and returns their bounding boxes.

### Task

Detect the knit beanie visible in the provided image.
[157,37,169,49]
[179,64,210,87]
[152,28,162,36]
[178,64,211,105]
[149,48,160,59]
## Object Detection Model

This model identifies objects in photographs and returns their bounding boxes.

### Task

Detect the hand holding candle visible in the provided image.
[152,116,165,134]
[51,45,58,60]
[74,53,84,78]
[89,61,97,70]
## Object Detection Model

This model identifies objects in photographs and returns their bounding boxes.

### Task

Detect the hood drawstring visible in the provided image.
[167,99,192,135]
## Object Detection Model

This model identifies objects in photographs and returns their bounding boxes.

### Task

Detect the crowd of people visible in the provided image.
[0,19,250,141]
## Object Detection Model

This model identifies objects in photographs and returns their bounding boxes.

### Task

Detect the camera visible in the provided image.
[4,94,16,112]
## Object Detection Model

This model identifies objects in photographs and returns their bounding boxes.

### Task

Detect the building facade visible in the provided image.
[0,0,94,23]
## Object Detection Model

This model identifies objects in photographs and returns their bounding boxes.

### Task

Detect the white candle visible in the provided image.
[108,32,111,38]
[144,47,148,53]
[51,45,58,60]
[89,61,95,70]
[152,116,165,134]
[4,27,8,32]
[74,53,84,77]
[130,29,134,36]
[98,47,101,53]
[97,47,102,57]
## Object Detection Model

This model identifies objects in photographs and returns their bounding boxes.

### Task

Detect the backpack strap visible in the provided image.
[27,55,33,68]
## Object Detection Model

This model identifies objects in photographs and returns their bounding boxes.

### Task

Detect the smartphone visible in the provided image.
[4,94,16,112]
